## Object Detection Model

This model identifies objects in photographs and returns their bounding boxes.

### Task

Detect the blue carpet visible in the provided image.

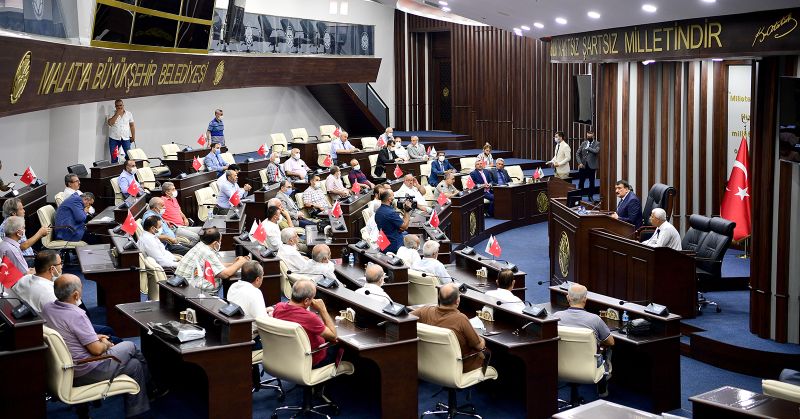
[722,249,750,278]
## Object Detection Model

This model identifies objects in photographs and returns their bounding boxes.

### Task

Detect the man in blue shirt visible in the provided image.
[54,192,95,243]
[493,158,511,185]
[429,151,455,186]
[374,189,411,254]
[141,197,191,255]
[330,131,356,163]
[215,169,252,215]
[117,159,142,199]
[206,109,225,146]
[204,143,229,176]
[469,159,495,217]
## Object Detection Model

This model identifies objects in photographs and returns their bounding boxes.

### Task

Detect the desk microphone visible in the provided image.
[13,173,44,186]
[618,299,650,306]
[363,290,408,316]
[0,297,36,319]
[619,299,670,316]
[286,270,339,289]
[171,141,193,151]
[94,232,138,250]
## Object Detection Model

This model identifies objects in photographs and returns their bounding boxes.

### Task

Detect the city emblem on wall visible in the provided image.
[469,212,477,236]
[361,31,369,51]
[558,232,570,278]
[537,192,549,213]
[10,51,31,105]
[213,60,225,86]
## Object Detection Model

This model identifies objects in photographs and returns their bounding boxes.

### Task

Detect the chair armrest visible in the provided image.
[307,135,319,141]
[76,354,122,365]
[694,257,722,264]
[308,341,332,355]
[460,347,492,375]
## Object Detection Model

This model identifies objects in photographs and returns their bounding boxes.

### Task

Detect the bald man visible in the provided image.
[356,264,391,304]
[552,283,614,347]
[396,174,429,212]
[272,280,338,367]
[347,158,374,189]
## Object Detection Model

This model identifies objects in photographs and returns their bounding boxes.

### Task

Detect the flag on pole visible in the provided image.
[377,137,386,148]
[197,134,207,146]
[248,219,258,240]
[257,143,268,156]
[192,156,202,171]
[126,180,140,197]
[333,126,341,138]
[252,221,267,243]
[120,210,137,235]
[0,256,24,289]
[229,190,241,207]
[485,235,502,258]
[331,201,343,218]
[19,167,36,185]
[351,182,361,194]
[376,229,390,251]
[112,146,120,160]
[393,165,403,178]
[429,210,440,228]
[720,136,752,241]
[466,176,476,189]
[322,154,333,167]
[429,146,437,158]
[203,260,216,287]
[437,192,448,206]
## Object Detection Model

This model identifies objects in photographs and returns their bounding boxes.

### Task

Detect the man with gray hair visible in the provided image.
[395,234,421,267]
[436,172,460,199]
[1,198,50,260]
[41,274,158,417]
[268,197,295,230]
[411,240,452,284]
[141,197,192,255]
[407,135,427,160]
[302,244,336,280]
[276,180,312,227]
[215,169,251,215]
[160,181,197,233]
[493,158,511,185]
[356,263,391,304]
[272,279,339,367]
[0,216,33,274]
[642,208,682,250]
[63,173,84,199]
[277,228,310,272]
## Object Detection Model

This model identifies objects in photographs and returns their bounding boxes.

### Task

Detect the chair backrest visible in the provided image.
[210,179,220,195]
[43,326,79,401]
[54,192,66,207]
[256,316,316,384]
[460,176,470,190]
[194,187,216,221]
[126,148,149,166]
[137,253,149,295]
[317,143,332,166]
[642,183,676,226]
[361,206,374,223]
[557,326,605,384]
[37,205,57,247]
[681,214,712,252]
[135,167,157,190]
[141,255,165,300]
[271,133,288,153]
[161,143,180,160]
[220,152,236,165]
[361,137,378,149]
[695,217,735,276]
[416,323,466,387]
[259,168,269,185]
[278,260,293,300]
[295,192,305,209]
[460,157,476,173]
[368,154,379,177]
[408,269,439,305]
[134,219,144,241]
[67,164,88,177]
[319,125,336,141]
[110,177,123,205]
[420,162,431,185]
[763,379,800,403]
[291,128,310,143]
[505,165,524,182]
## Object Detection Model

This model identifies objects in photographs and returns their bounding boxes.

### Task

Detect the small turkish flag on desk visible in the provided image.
[0,256,24,289]
[127,180,140,197]
[120,210,137,236]
[322,154,333,167]
[229,190,241,207]
[252,221,267,243]
[197,134,207,146]
[485,235,502,258]
[192,156,202,171]
[377,230,390,251]
[393,165,403,178]
[257,143,268,156]
[20,167,36,185]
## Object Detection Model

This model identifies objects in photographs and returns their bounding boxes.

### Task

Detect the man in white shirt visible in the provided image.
[303,244,336,281]
[396,174,429,212]
[228,261,271,337]
[215,169,251,214]
[263,206,283,251]
[485,269,524,309]
[137,215,179,268]
[278,229,311,272]
[642,208,682,250]
[12,250,61,312]
[393,138,410,160]
[325,166,351,198]
[395,234,421,267]
[356,264,392,304]
[283,148,310,181]
[411,240,452,284]
[107,99,135,164]
[63,174,83,199]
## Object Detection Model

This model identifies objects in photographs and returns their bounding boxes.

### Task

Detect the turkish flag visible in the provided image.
[429,210,440,228]
[426,146,431,155]
[721,136,752,241]
[331,201,343,218]
[376,229,391,251]
[322,154,333,167]
[485,235,502,258]
[257,143,268,156]
[533,167,541,179]
[203,260,216,287]
[376,137,386,148]
[466,176,476,189]
[197,134,207,146]
[333,126,341,138]
[120,210,137,236]
[20,166,36,185]
[0,256,25,289]
[127,180,140,197]
[192,156,202,171]
[351,182,361,194]
[393,165,403,178]
[112,146,120,160]
[252,221,267,243]
[437,192,448,206]
[229,190,241,207]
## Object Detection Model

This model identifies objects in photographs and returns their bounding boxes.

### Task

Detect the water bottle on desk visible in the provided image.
[621,310,629,327]
[348,253,355,267]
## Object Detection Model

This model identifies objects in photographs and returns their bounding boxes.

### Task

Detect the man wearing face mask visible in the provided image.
[144,196,198,245]
[137,216,180,269]
[429,152,455,187]
[325,166,351,199]
[160,182,193,228]
[216,169,252,215]
[278,228,311,272]
[54,193,96,243]
[206,108,225,147]
[376,139,400,177]
[302,175,332,215]
[378,127,394,145]
[0,216,33,275]
[12,250,63,312]
[283,148,309,181]
[546,131,572,180]
[393,137,410,160]
[347,158,374,189]
[406,136,427,160]
[1,198,50,262]
[118,159,143,199]
[331,131,357,163]
[396,174,429,213]
[175,227,251,295]
[265,152,287,183]
[204,143,229,176]
[575,130,600,201]
[277,180,312,227]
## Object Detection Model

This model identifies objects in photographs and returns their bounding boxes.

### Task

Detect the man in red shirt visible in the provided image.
[160,181,190,227]
[272,279,338,366]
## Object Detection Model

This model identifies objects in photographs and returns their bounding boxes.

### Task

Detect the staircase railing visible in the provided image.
[348,83,389,128]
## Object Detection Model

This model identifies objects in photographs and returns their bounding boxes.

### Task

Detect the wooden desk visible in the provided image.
[118,282,252,419]
[690,386,800,419]
[492,181,550,222]
[304,225,349,259]
[448,188,485,245]
[0,299,47,419]
[234,156,270,190]
[0,183,47,234]
[162,149,212,175]
[342,246,410,304]
[334,191,372,240]
[456,289,559,419]
[396,158,427,178]
[168,171,217,221]
[77,240,141,337]
[548,286,682,413]
[289,141,325,170]
[115,194,148,223]
[203,207,246,250]
[235,239,282,305]
[405,222,452,264]
[242,183,281,223]
[454,249,527,298]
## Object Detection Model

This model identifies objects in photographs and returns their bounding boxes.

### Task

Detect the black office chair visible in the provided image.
[637,183,676,240]
[259,16,284,52]
[299,19,319,53]
[681,215,735,314]
[67,164,89,178]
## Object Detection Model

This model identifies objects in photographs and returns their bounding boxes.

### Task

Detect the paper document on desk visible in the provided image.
[97,216,113,222]
[469,316,485,331]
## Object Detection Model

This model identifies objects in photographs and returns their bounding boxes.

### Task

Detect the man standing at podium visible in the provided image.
[547,131,571,180]
[611,180,642,229]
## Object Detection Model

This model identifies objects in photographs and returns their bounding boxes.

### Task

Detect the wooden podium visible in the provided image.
[448,187,485,244]
[492,180,551,222]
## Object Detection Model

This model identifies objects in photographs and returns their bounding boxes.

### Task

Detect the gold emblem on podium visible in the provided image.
[10,51,31,105]
[537,192,549,213]
[469,212,477,236]
[442,86,450,98]
[558,232,570,278]
[213,60,225,86]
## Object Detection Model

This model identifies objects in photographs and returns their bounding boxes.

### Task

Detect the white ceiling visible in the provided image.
[388,0,799,38]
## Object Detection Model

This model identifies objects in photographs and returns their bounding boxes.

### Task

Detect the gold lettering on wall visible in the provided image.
[752,12,798,47]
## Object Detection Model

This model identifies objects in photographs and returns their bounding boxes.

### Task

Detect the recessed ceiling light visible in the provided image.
[712,58,723,61]
[442,6,450,12]
[520,25,531,31]
[513,28,523,36]
[642,4,657,13]
[701,0,716,3]
[533,22,544,29]
[438,1,448,5]
[642,60,655,65]
[555,17,567,25]
[587,11,601,19]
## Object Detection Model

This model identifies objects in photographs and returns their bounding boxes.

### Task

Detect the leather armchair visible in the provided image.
[637,183,676,240]
[680,214,735,313]
[557,326,609,409]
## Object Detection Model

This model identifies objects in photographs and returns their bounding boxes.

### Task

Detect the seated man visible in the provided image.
[485,269,523,309]
[142,197,192,255]
[395,234,421,267]
[393,138,410,160]
[375,139,401,177]
[266,197,295,230]
[1,198,50,261]
[276,181,313,227]
[302,175,332,215]
[325,166,351,199]
[283,148,309,181]
[331,131,357,163]
[642,208,681,250]
[0,216,32,275]
[262,206,284,251]
[378,127,394,145]
[347,158,374,189]
[411,240,452,284]
[436,172,460,199]
[469,159,495,217]
[411,283,487,372]
[12,250,62,312]
[272,280,338,367]
[374,189,411,254]
[54,192,95,243]
[160,182,200,237]
[429,152,455,187]
[203,142,229,176]
[406,135,427,160]
[493,158,512,185]
[396,174,429,212]
[174,227,250,296]
[215,169,252,215]
[611,180,642,229]
[41,275,156,417]
[265,152,287,183]
[63,174,85,200]
[137,215,179,269]
[118,159,144,199]
[278,228,311,272]
[355,263,391,304]
[303,244,336,281]
[228,261,271,338]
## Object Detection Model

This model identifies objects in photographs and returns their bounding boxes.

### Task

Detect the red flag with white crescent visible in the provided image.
[20,166,36,185]
[466,176,476,189]
[252,221,267,243]
[112,146,120,160]
[126,180,140,197]
[192,156,202,171]
[333,126,341,138]
[229,190,241,207]
[376,229,391,251]
[429,210,440,228]
[120,210,137,236]
[197,134,207,146]
[485,235,502,258]
[393,165,403,178]
[257,143,268,156]
[437,192,448,206]
[331,201,343,218]
[720,136,752,241]
[351,182,361,194]
[0,256,24,289]
[322,154,333,167]
[203,260,216,286]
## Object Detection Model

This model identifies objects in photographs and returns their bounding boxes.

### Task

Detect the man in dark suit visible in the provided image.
[469,159,495,217]
[429,151,455,186]
[375,139,401,177]
[493,158,512,185]
[575,131,600,201]
[611,180,642,229]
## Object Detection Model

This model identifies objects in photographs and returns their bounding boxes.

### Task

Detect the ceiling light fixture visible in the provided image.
[642,4,657,13]
[533,22,544,29]
[555,17,567,25]
[712,58,723,61]
[587,11,601,19]
[329,1,338,14]
[442,6,451,12]
[642,60,655,65]
[521,25,530,31]
[701,0,716,3]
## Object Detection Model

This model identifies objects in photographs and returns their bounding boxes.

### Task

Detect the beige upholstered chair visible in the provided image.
[54,192,66,207]
[361,206,374,224]
[220,152,236,165]
[505,165,524,183]
[194,187,216,221]
[417,323,498,419]
[278,260,294,300]
[459,157,477,174]
[43,326,140,417]
[360,137,378,149]
[408,269,439,306]
[319,125,336,142]
[270,133,289,154]
[134,167,157,191]
[250,349,284,397]
[763,380,800,403]
[557,326,608,408]
[368,154,380,178]
[420,162,432,186]
[139,255,167,300]
[290,128,317,143]
[37,205,87,250]
[110,177,123,206]
[126,148,169,176]
[256,316,354,418]
[258,169,269,185]
[317,142,332,167]
[161,143,180,160]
